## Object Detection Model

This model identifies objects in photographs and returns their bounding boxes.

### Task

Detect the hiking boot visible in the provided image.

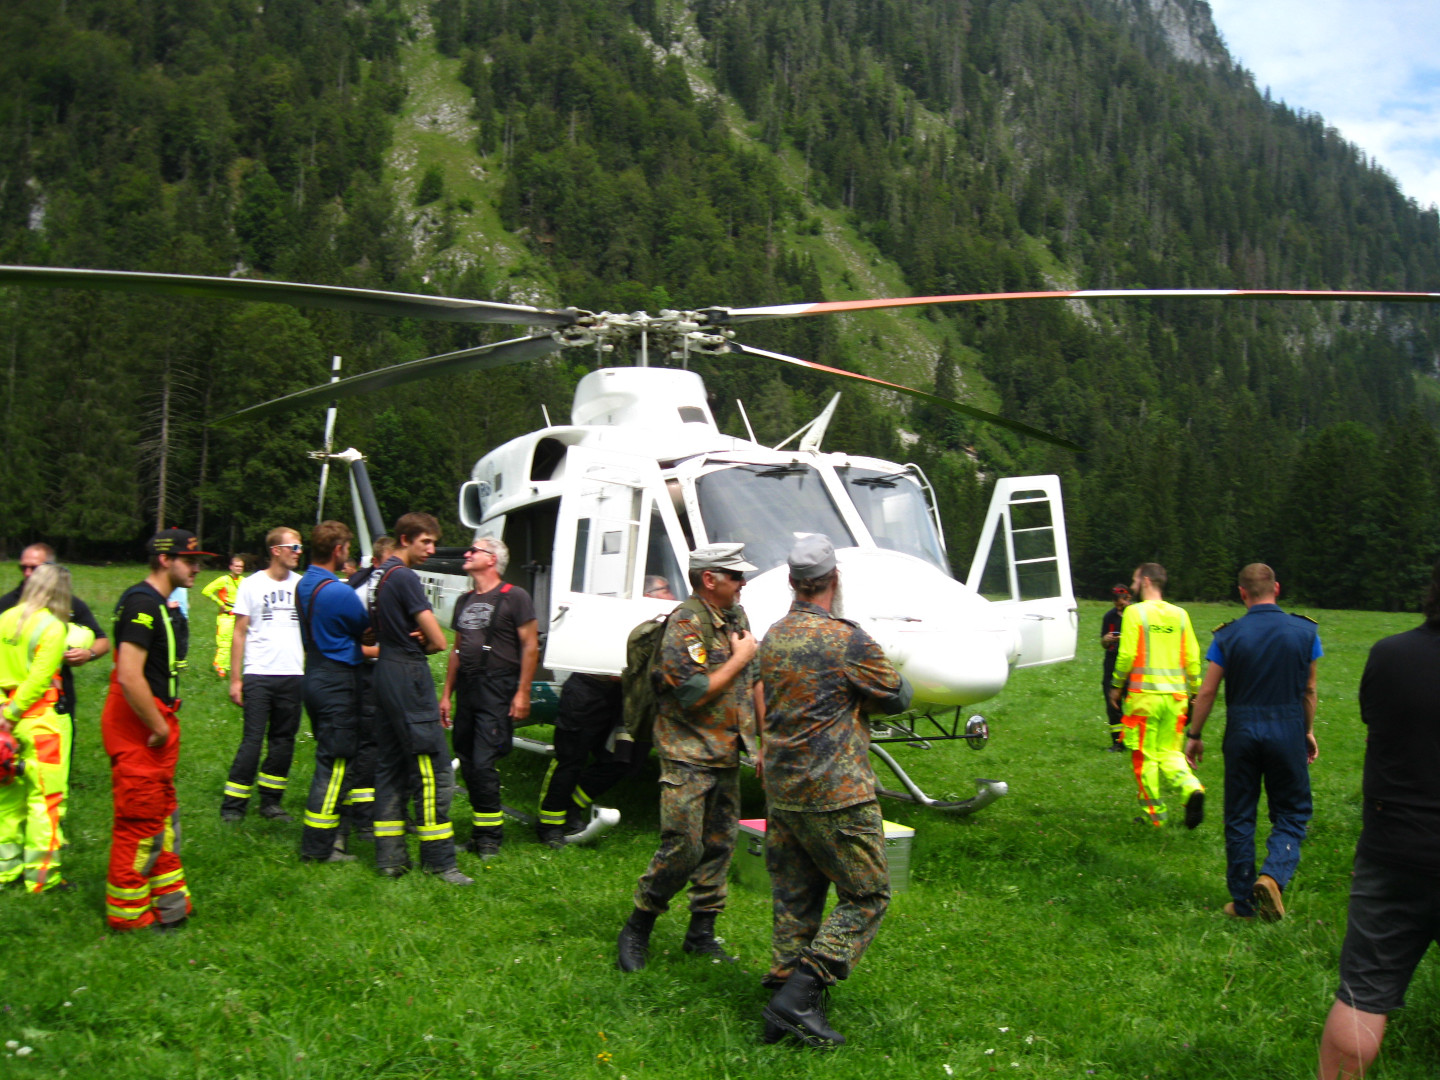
[465,836,501,859]
[219,810,244,823]
[427,867,475,886]
[1253,874,1286,921]
[1223,901,1254,921]
[762,968,844,1049]
[536,826,567,850]
[617,909,657,972]
[152,917,189,933]
[258,804,293,822]
[682,912,737,962]
[1183,790,1205,830]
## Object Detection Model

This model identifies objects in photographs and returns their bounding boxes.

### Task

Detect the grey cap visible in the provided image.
[788,534,836,580]
[689,542,758,573]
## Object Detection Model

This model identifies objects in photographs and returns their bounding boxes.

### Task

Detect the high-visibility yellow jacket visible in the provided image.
[201,572,242,615]
[0,605,66,721]
[1110,598,1201,696]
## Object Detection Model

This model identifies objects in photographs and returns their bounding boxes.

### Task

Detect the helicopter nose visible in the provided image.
[866,623,1014,707]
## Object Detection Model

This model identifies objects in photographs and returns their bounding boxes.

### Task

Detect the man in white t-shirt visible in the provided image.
[220,527,306,823]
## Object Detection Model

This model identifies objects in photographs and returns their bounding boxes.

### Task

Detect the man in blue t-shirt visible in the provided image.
[296,521,373,863]
[1185,563,1321,920]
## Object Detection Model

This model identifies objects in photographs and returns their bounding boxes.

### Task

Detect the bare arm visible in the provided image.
[415,609,448,654]
[440,642,459,727]
[228,613,249,705]
[1304,660,1319,763]
[510,620,539,720]
[117,641,169,748]
[1184,661,1225,767]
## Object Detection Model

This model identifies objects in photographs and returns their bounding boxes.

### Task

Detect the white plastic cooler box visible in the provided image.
[732,817,916,894]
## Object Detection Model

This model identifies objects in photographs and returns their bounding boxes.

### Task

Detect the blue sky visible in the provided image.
[1208,0,1440,210]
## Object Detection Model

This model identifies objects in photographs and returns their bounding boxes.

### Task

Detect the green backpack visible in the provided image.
[618,600,718,747]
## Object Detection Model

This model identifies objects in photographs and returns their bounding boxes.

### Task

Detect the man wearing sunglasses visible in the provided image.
[617,543,761,972]
[220,527,305,823]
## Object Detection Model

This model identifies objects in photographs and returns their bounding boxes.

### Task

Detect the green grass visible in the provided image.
[3,568,1436,1078]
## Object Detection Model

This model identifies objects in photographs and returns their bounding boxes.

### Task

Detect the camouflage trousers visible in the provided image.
[765,800,890,986]
[633,759,739,916]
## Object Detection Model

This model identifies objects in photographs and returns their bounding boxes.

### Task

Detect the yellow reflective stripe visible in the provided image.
[414,822,454,841]
[321,760,347,817]
[344,787,375,805]
[305,811,341,829]
[417,756,437,826]
[132,835,156,875]
[472,812,503,827]
[224,782,253,799]
[257,772,288,790]
[538,810,567,825]
[106,902,151,920]
[106,882,151,900]
[573,786,593,808]
[149,868,185,890]
[157,603,178,700]
[373,820,405,838]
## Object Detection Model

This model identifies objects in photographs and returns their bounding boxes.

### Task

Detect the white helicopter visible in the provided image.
[5,266,1436,832]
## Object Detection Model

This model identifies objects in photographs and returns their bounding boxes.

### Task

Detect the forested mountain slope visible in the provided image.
[1,0,1437,607]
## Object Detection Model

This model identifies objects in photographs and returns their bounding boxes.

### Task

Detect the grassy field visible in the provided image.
[2,566,1436,1079]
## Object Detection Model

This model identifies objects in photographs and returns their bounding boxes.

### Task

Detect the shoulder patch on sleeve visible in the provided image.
[684,633,707,666]
[1211,619,1235,633]
[133,611,155,630]
[1291,613,1319,624]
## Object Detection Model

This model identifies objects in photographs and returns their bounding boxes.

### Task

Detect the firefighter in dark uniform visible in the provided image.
[1100,584,1130,750]
[757,535,913,1048]
[1186,563,1321,920]
[368,513,472,885]
[536,576,675,847]
[616,544,760,972]
[296,521,373,863]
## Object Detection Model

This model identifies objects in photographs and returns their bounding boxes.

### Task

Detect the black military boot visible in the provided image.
[616,908,657,972]
[682,911,737,962]
[762,968,845,1049]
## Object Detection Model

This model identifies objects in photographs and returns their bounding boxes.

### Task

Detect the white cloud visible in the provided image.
[1208,0,1440,208]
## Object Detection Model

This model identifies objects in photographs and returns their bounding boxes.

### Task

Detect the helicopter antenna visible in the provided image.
[316,354,342,524]
[799,394,842,453]
[735,399,758,443]
[541,403,552,427]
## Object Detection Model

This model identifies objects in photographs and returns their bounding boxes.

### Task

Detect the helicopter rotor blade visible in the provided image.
[215,333,565,426]
[729,341,1083,452]
[0,265,581,328]
[712,287,1440,325]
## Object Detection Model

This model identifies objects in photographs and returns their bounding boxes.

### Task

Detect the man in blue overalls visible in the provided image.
[1185,563,1321,920]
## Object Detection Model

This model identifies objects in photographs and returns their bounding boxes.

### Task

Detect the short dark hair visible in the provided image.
[1238,563,1277,600]
[1136,562,1167,589]
[311,520,353,564]
[393,513,440,546]
[791,568,837,598]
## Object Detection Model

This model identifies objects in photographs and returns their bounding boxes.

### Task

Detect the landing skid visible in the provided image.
[868,711,1009,817]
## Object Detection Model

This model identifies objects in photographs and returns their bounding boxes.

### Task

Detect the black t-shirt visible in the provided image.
[370,557,432,660]
[451,583,536,674]
[1356,620,1440,875]
[113,582,185,705]
[1101,606,1124,678]
[0,586,107,715]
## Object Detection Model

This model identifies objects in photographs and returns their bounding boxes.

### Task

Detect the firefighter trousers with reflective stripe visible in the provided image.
[301,654,364,859]
[1116,691,1203,827]
[0,707,69,892]
[102,686,191,930]
[222,674,303,816]
[372,655,457,872]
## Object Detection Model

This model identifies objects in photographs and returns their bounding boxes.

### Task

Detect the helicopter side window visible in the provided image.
[568,484,643,598]
[839,467,950,574]
[694,464,855,574]
[643,501,687,600]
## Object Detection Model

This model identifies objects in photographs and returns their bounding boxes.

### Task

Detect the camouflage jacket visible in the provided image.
[652,594,757,768]
[759,599,912,812]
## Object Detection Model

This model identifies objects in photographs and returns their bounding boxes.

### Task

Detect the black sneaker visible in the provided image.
[1184,790,1205,830]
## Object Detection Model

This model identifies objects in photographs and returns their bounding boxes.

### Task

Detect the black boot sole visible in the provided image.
[760,1008,844,1049]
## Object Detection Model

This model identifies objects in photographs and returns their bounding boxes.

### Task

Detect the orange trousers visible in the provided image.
[101,675,192,931]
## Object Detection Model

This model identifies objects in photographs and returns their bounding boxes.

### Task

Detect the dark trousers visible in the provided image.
[539,673,633,829]
[300,655,363,860]
[1223,714,1313,915]
[340,664,379,840]
[372,654,457,872]
[222,674,304,815]
[453,667,517,841]
[766,801,890,986]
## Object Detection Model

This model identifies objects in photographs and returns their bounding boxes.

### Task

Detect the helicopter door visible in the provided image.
[545,445,689,675]
[966,475,1077,667]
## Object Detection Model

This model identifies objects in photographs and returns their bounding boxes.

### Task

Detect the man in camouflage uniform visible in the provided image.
[757,534,913,1048]
[616,543,761,972]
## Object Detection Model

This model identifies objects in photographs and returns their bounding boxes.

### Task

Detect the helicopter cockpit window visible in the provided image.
[695,463,855,574]
[839,467,950,574]
[643,501,687,600]
[677,406,707,424]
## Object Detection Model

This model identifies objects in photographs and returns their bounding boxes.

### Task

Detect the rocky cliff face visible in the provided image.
[1137,0,1229,67]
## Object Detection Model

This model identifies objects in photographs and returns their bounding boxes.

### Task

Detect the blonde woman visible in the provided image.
[0,562,72,892]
